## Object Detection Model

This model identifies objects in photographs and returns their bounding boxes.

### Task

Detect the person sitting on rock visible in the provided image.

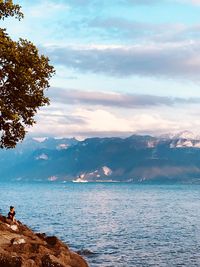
[7,206,19,225]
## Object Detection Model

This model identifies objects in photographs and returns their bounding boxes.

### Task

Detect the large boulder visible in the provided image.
[0,215,88,267]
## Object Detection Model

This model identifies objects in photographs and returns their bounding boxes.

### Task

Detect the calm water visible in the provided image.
[0,182,200,267]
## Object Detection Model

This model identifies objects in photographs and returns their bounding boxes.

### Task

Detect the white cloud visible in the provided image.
[29,106,194,138]
[73,108,132,132]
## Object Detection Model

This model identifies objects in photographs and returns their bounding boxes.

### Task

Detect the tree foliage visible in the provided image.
[0,0,54,148]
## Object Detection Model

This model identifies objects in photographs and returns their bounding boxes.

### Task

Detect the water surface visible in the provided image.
[0,182,200,266]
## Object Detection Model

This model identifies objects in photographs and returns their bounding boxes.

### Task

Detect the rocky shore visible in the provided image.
[0,215,88,267]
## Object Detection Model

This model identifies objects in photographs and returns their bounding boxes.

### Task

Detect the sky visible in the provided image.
[3,0,200,139]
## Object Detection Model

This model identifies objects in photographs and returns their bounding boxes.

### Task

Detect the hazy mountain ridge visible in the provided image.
[1,132,200,183]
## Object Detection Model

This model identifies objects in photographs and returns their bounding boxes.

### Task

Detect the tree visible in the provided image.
[0,0,55,148]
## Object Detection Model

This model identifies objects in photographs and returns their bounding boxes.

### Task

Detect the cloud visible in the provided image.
[30,106,194,138]
[88,18,159,40]
[88,18,200,43]
[44,43,200,80]
[38,111,86,125]
[73,108,132,132]
[28,89,200,138]
[47,88,200,108]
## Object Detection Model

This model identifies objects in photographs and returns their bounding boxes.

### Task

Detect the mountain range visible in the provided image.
[1,131,200,183]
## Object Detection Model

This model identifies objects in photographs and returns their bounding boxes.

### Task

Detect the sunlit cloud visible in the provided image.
[30,106,195,138]
[28,87,200,138]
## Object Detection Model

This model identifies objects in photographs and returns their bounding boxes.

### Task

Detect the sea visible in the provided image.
[0,182,200,267]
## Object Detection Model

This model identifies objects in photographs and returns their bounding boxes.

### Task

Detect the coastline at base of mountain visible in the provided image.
[2,132,200,183]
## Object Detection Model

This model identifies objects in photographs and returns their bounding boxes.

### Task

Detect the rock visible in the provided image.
[11,225,19,231]
[12,238,26,245]
[0,232,21,246]
[5,223,19,232]
[69,252,88,267]
[42,254,65,267]
[0,215,89,267]
[0,253,22,267]
[21,259,36,267]
[45,236,60,247]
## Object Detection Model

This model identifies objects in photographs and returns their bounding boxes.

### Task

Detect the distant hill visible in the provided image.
[1,132,200,183]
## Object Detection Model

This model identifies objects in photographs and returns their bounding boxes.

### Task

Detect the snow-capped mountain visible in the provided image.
[160,131,200,141]
[160,131,200,148]
[173,131,200,140]
[1,133,200,183]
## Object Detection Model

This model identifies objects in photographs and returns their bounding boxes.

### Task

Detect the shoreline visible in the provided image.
[0,214,89,267]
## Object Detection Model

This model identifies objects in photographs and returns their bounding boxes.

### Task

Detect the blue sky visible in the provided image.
[3,0,200,138]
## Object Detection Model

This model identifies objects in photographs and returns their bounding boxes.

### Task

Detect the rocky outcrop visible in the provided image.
[0,215,88,267]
